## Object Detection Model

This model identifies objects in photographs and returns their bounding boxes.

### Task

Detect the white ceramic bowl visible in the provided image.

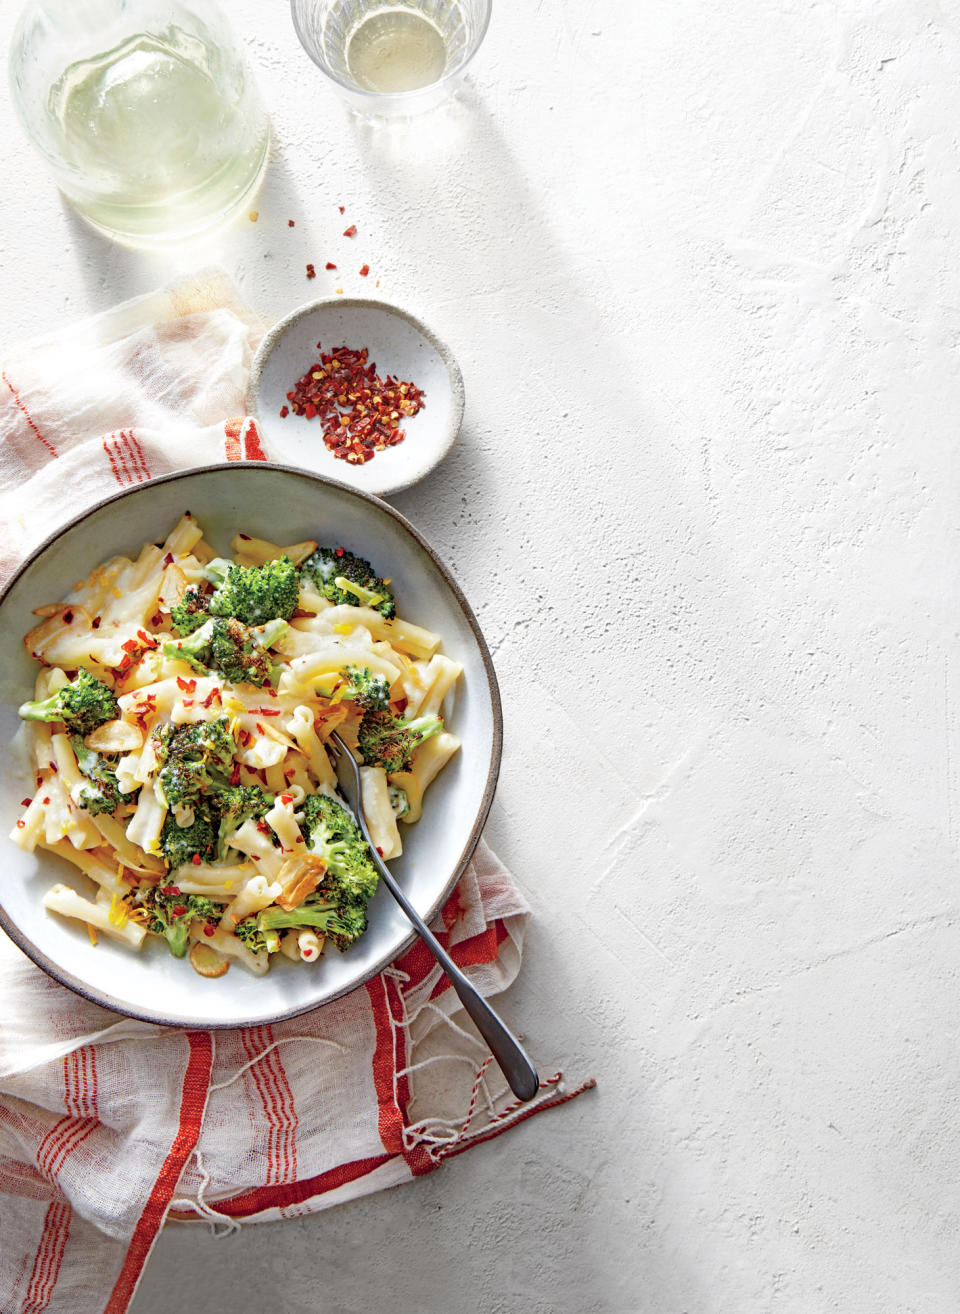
[0,464,501,1028]
[247,299,465,497]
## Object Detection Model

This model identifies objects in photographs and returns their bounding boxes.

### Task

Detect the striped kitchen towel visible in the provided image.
[0,276,593,1314]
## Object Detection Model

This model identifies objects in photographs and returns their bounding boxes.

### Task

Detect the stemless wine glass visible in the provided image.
[291,0,492,117]
[9,0,270,247]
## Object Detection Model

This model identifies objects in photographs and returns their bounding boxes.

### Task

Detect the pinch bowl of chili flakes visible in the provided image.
[247,298,465,496]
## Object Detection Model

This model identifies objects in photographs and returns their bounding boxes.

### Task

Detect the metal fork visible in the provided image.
[328,731,540,1102]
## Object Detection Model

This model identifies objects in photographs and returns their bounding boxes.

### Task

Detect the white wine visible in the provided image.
[47,26,268,245]
[346,7,447,94]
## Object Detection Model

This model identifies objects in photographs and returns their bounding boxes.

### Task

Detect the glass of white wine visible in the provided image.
[9,0,270,247]
[291,0,492,117]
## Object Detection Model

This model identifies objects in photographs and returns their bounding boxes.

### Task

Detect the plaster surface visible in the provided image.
[2,1,959,1311]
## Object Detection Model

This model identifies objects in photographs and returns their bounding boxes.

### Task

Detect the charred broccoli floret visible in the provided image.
[296,793,379,949]
[203,556,299,627]
[169,588,211,637]
[163,617,288,687]
[159,802,219,871]
[19,668,118,736]
[356,709,442,774]
[213,783,274,860]
[153,717,234,809]
[138,884,220,957]
[247,897,368,953]
[300,547,395,618]
[70,735,122,816]
[338,665,390,711]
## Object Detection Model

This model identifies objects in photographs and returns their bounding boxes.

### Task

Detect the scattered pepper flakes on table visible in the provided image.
[280,343,425,465]
[325,261,337,270]
[343,224,357,237]
[306,263,316,279]
[338,204,345,214]
[288,219,295,227]
[359,264,370,277]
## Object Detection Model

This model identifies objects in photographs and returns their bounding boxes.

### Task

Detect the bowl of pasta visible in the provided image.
[0,463,501,1027]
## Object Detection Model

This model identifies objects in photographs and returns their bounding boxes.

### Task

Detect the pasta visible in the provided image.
[11,516,462,978]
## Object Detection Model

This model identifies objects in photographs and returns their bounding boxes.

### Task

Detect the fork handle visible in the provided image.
[376,861,540,1102]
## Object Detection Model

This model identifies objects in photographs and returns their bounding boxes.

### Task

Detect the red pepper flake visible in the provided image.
[284,767,296,780]
[201,688,222,709]
[150,612,162,627]
[229,764,242,786]
[325,261,337,270]
[376,846,384,857]
[203,924,216,937]
[278,342,425,465]
[49,762,58,774]
[338,205,345,214]
[279,405,289,418]
[306,264,316,279]
[343,224,357,237]
[35,773,43,787]
[16,820,25,829]
[92,617,101,629]
[254,707,282,716]
[279,793,293,805]
[288,219,295,227]
[359,264,370,277]
[42,796,50,805]
[256,820,272,836]
[117,653,132,672]
[137,629,158,649]
[237,728,252,747]
[182,699,194,708]
[176,677,197,692]
[335,546,344,557]
[163,552,174,566]
[20,797,32,807]
[63,610,73,624]
[121,639,142,654]
[256,721,267,735]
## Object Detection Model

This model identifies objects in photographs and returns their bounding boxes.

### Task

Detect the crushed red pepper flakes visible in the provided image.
[288,219,296,227]
[280,342,425,465]
[338,205,345,214]
[325,261,337,270]
[306,264,316,279]
[359,264,370,277]
[343,224,357,237]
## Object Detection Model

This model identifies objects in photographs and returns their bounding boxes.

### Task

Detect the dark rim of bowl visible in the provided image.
[0,461,502,1030]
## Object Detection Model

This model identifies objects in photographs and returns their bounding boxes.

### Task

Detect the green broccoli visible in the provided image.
[203,556,299,627]
[153,717,234,809]
[339,665,390,710]
[163,617,288,687]
[139,884,220,957]
[356,709,442,774]
[300,547,395,619]
[18,668,119,736]
[159,803,219,871]
[234,917,281,956]
[70,735,122,816]
[214,783,274,860]
[248,896,368,952]
[169,587,211,637]
[296,793,379,949]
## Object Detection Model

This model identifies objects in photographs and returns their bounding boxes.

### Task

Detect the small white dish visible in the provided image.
[247,298,465,497]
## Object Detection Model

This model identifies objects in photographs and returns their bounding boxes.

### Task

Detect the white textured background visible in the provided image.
[3,1,960,1310]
